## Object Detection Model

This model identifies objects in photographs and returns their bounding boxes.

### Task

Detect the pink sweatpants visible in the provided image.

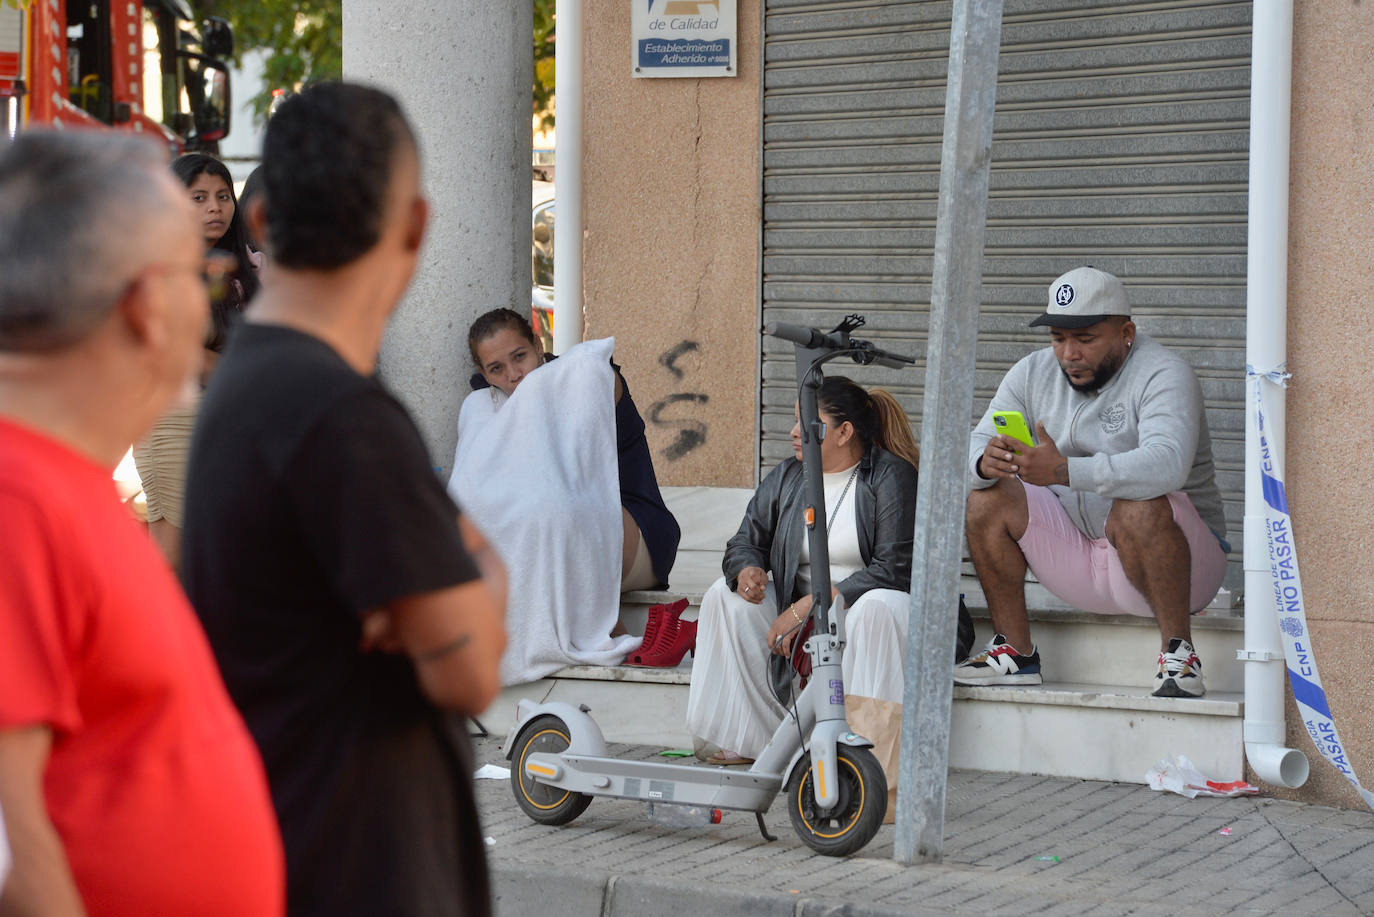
[1017,485,1227,617]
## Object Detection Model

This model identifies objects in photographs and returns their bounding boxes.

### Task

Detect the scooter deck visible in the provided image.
[525,751,784,812]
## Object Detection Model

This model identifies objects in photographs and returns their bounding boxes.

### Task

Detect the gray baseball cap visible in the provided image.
[1029,266,1131,329]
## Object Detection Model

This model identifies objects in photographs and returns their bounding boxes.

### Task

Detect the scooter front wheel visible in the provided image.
[510,715,593,825]
[787,745,886,856]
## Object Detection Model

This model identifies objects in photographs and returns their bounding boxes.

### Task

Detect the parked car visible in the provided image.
[531,181,555,352]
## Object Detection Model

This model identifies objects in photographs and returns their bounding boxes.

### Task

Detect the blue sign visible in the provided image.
[637,38,731,69]
[632,1,738,78]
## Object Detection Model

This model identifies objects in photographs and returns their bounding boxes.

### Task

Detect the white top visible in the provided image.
[796,461,863,593]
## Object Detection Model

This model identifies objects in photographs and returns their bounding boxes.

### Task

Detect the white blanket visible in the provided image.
[449,338,639,685]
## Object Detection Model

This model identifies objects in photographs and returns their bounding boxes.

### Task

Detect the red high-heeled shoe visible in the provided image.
[625,598,689,665]
[627,617,697,668]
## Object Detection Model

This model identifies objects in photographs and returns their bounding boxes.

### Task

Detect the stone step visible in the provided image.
[619,574,1245,694]
[482,664,692,749]
[482,486,1250,785]
[481,664,1245,785]
[950,681,1243,782]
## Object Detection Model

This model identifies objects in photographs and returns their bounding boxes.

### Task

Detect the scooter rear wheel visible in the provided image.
[787,745,886,856]
[510,715,593,825]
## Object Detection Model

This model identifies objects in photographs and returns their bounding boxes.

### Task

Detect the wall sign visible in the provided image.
[632,0,736,79]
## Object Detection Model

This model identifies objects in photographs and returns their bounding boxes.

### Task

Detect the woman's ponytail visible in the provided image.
[816,377,919,472]
[869,388,920,472]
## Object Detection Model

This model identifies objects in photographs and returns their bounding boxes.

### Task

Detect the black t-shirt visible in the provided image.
[183,323,489,917]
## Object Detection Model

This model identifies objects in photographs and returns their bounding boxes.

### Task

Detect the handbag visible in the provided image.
[768,595,974,706]
[955,593,975,663]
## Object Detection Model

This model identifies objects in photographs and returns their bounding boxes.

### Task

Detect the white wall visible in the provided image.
[221,48,267,186]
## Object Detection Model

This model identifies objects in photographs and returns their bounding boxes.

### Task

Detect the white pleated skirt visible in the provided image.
[684,576,909,758]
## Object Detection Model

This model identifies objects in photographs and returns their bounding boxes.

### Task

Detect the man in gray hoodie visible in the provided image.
[956,267,1228,698]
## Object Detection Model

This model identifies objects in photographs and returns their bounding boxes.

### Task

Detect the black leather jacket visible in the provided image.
[722,446,918,609]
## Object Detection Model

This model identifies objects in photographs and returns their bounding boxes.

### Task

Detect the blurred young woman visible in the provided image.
[134,154,258,571]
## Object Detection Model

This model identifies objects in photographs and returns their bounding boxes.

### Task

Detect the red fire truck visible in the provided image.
[1,0,233,152]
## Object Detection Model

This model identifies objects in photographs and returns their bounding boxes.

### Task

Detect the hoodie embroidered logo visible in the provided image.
[1101,402,1127,434]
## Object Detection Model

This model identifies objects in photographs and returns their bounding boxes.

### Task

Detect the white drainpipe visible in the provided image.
[1241,0,1309,789]
[552,0,584,355]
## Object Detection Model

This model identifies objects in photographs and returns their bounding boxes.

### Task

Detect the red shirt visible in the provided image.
[0,417,284,916]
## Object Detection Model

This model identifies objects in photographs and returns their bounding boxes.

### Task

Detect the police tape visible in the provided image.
[1252,370,1374,809]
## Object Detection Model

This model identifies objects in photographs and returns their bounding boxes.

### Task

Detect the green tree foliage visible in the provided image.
[190,0,341,125]
[193,0,553,130]
[533,0,555,130]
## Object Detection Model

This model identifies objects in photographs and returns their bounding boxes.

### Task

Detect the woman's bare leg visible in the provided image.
[621,506,641,583]
[610,507,643,636]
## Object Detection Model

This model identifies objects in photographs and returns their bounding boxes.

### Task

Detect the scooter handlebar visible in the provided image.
[764,321,916,369]
[763,321,833,349]
[852,341,916,370]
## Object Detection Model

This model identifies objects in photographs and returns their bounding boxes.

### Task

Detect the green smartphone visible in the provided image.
[991,410,1035,451]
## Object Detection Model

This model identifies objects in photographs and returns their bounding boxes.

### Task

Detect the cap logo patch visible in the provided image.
[1054,283,1075,308]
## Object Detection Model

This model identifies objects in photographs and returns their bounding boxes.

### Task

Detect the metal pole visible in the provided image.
[893,0,1003,865]
[552,0,584,355]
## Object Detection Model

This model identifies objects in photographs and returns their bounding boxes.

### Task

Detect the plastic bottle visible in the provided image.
[644,801,723,828]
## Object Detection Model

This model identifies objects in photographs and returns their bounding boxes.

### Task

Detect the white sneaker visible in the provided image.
[953,634,1042,686]
[1152,638,1205,697]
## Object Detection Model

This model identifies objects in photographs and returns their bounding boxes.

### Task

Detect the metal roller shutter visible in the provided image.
[760,0,1250,586]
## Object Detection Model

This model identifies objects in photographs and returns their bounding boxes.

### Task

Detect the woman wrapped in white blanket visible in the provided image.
[448,309,680,685]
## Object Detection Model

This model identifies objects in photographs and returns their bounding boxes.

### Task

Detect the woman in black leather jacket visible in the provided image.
[685,377,920,765]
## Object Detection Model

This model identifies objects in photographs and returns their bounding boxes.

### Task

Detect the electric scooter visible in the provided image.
[503,315,915,856]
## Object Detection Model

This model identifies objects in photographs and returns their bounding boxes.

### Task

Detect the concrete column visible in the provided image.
[343,1,532,473]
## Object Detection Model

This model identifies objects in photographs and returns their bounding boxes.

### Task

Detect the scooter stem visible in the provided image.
[805,659,848,809]
[794,343,841,635]
[795,344,853,813]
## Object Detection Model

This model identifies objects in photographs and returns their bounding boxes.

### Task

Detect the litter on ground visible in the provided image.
[1145,755,1259,799]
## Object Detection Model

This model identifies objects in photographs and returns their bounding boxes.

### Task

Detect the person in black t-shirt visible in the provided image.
[182,82,507,917]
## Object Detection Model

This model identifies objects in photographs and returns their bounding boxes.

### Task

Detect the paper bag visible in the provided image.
[844,694,902,824]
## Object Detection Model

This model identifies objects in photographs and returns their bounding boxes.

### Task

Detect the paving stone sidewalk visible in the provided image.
[473,737,1374,917]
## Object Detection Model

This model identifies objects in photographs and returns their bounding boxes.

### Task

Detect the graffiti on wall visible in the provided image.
[647,340,709,461]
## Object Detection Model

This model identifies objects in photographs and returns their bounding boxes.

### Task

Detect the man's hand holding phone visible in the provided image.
[978,416,1070,487]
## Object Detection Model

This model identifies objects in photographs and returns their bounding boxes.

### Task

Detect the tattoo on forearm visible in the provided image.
[1054,461,1069,485]
[416,633,472,662]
